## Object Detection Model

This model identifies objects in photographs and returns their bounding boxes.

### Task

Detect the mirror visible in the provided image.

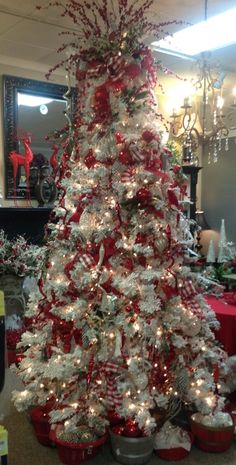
[3,75,75,200]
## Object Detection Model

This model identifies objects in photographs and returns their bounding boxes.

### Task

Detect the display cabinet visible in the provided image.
[0,207,52,244]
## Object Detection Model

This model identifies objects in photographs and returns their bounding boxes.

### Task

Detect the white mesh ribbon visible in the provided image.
[192,412,233,428]
[154,421,192,451]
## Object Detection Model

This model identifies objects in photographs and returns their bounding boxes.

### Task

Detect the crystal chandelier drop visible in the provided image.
[194,50,229,164]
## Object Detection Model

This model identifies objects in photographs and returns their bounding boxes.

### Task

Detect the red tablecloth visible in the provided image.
[206,295,236,356]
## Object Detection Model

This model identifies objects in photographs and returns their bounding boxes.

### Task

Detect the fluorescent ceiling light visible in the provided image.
[152,6,236,56]
[18,93,53,107]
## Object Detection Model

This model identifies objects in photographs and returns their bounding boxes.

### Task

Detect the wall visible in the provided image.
[0,60,67,206]
[202,136,236,243]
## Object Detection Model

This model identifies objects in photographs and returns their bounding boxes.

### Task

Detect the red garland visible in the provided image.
[38,277,47,298]
[119,149,134,166]
[167,189,179,209]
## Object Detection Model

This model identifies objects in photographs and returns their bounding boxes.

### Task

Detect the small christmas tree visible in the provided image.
[207,239,216,264]
[218,219,228,263]
[13,0,228,445]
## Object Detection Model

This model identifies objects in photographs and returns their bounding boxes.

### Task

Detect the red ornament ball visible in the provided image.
[112,425,124,435]
[125,305,133,313]
[142,130,156,143]
[135,233,147,245]
[133,302,140,314]
[123,419,142,437]
[108,410,124,426]
[136,187,152,204]
[126,63,141,80]
[115,132,125,144]
[15,353,25,365]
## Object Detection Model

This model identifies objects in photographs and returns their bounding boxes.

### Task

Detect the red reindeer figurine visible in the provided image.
[9,135,33,205]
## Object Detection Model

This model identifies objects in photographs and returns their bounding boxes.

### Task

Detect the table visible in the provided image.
[206,295,236,356]
[222,274,236,290]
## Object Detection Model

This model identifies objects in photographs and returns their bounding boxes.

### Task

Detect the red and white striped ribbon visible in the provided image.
[147,67,157,88]
[180,280,202,315]
[102,362,123,408]
[86,63,106,79]
[180,280,196,300]
[107,53,126,82]
[78,253,96,269]
[185,298,202,316]
[121,167,135,183]
[106,375,123,407]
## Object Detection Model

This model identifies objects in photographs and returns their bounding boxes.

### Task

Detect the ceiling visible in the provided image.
[0,0,235,77]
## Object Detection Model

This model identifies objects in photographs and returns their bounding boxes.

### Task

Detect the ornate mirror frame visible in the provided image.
[3,75,75,199]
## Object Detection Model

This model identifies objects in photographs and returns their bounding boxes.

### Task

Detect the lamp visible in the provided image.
[195,210,210,255]
[168,0,231,165]
[194,50,229,164]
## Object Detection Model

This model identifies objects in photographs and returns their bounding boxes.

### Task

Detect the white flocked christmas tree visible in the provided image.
[12,0,229,447]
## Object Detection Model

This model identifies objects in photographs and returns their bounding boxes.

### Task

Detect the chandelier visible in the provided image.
[169,0,230,165]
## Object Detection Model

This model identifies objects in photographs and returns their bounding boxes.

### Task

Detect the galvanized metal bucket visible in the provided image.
[110,430,154,465]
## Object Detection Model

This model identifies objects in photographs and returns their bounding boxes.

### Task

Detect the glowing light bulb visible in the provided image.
[206,397,214,406]
[216,95,224,109]
[134,322,140,331]
[129,403,135,410]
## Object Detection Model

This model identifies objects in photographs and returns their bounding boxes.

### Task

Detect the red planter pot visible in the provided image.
[154,432,193,461]
[155,446,190,461]
[190,417,234,453]
[30,405,53,446]
[50,428,108,465]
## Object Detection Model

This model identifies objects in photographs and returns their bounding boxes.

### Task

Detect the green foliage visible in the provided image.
[166,140,182,166]
[212,263,233,282]
[0,230,46,277]
[121,87,149,114]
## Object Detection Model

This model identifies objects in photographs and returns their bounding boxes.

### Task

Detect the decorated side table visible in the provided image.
[206,294,236,355]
